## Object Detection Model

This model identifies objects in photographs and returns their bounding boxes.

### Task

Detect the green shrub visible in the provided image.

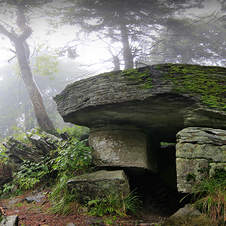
[87,189,142,218]
[11,138,92,193]
[48,138,93,214]
[191,171,226,225]
[51,138,92,173]
[0,144,10,166]
[57,125,89,140]
[13,157,52,191]
[48,174,80,215]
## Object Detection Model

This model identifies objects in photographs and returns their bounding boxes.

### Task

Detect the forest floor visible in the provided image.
[0,187,174,226]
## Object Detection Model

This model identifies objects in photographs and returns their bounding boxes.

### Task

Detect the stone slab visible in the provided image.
[89,125,156,171]
[67,170,130,203]
[176,127,226,162]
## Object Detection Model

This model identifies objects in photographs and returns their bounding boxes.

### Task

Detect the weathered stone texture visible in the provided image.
[176,158,209,193]
[3,137,43,165]
[67,170,130,203]
[26,128,62,155]
[89,125,157,171]
[0,215,18,226]
[176,127,226,193]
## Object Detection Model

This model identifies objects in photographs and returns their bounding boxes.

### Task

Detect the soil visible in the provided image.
[0,188,177,226]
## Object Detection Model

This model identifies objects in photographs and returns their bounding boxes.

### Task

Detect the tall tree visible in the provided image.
[0,0,55,132]
[144,16,226,66]
[62,0,203,69]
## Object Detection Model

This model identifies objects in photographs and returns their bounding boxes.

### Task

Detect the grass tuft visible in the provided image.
[190,171,226,225]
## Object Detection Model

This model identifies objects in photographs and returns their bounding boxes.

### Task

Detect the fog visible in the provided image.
[0,0,225,140]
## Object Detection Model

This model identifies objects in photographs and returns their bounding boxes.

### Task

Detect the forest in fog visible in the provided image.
[0,0,225,141]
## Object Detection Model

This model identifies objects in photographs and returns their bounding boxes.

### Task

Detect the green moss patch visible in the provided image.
[112,68,153,89]
[161,64,226,111]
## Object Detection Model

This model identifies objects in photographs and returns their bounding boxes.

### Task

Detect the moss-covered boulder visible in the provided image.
[3,137,43,166]
[67,170,130,204]
[26,128,63,155]
[54,64,226,143]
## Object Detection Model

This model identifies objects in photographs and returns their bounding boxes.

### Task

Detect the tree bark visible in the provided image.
[24,103,35,131]
[0,2,55,132]
[119,9,134,69]
[14,40,55,131]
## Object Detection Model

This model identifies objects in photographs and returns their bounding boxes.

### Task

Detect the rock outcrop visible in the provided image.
[176,127,226,193]
[26,129,62,155]
[1,129,63,191]
[54,64,226,143]
[54,64,226,198]
[3,129,62,169]
[3,137,43,167]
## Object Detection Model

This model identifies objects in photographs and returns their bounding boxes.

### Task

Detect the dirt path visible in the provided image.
[0,189,173,226]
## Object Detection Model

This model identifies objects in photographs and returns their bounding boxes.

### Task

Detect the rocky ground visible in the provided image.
[0,187,175,226]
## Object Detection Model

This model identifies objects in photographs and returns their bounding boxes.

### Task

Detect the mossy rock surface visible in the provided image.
[67,170,130,204]
[158,64,226,111]
[54,64,226,142]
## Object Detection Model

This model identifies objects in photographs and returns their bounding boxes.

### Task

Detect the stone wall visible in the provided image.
[176,127,226,193]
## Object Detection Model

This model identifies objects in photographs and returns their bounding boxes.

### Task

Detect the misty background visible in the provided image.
[0,0,225,141]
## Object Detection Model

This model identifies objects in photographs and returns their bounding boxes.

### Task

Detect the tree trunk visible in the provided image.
[24,103,35,131]
[14,40,55,132]
[0,2,55,132]
[119,10,134,69]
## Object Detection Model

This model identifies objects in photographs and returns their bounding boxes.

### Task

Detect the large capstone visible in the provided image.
[53,64,226,143]
[176,127,226,193]
[67,170,130,204]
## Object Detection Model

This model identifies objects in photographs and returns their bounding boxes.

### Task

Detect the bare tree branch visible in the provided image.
[10,48,16,54]
[8,55,16,63]
[0,23,16,41]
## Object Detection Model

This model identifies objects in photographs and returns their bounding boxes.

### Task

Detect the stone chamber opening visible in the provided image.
[88,124,194,216]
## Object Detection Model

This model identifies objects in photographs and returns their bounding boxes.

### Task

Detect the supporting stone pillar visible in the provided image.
[88,124,158,172]
[176,127,226,193]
